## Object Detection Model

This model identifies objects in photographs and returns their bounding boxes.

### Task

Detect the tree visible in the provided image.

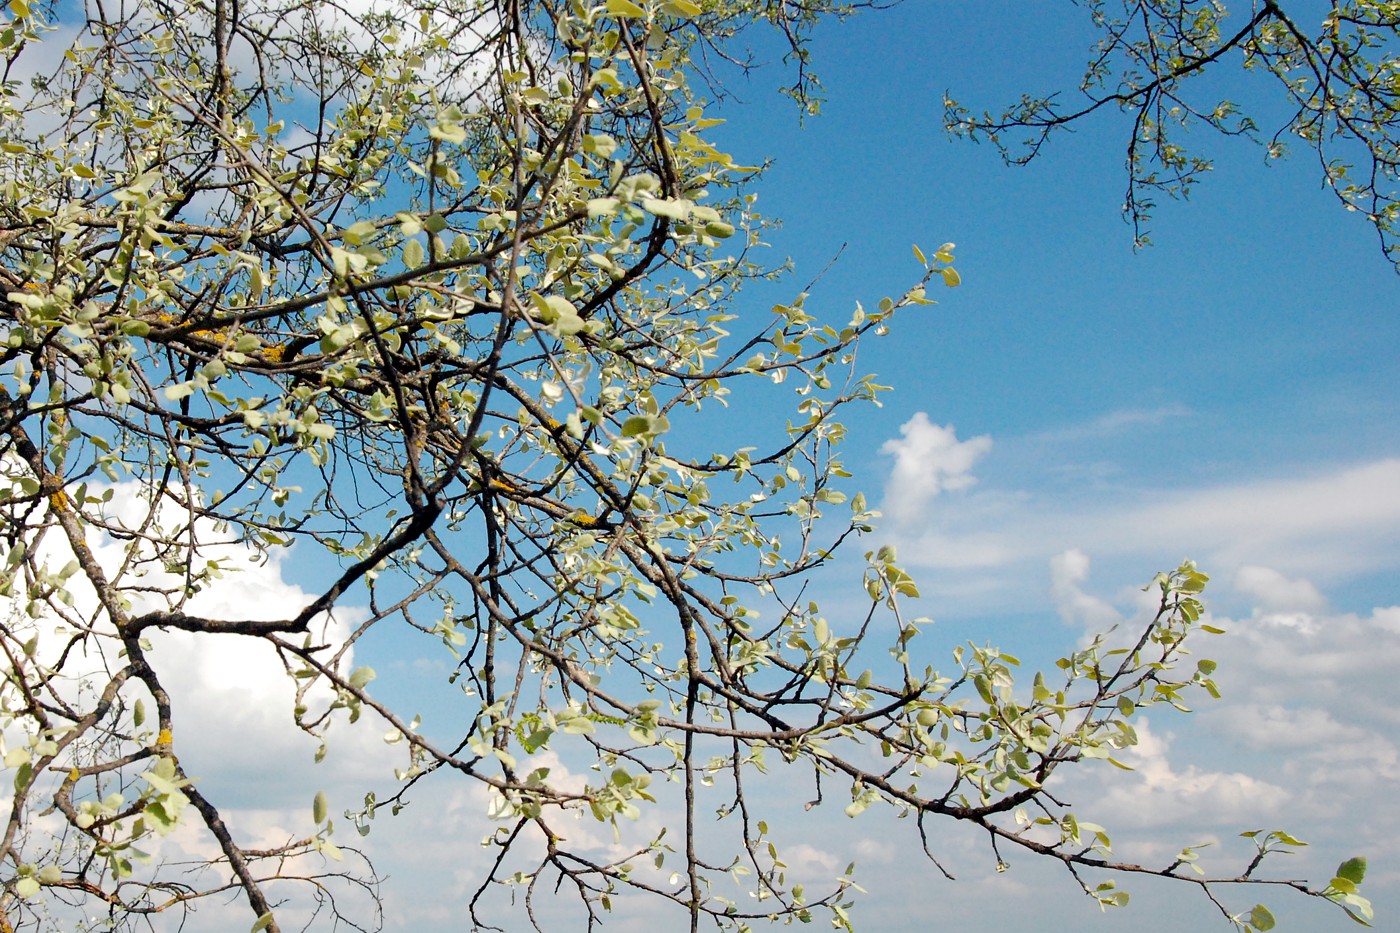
[0,0,1373,931]
[945,0,1400,270]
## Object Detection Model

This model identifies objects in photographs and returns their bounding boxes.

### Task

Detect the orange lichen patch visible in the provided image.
[149,313,294,363]
[156,728,173,747]
[47,490,71,512]
[566,511,614,530]
[150,311,223,341]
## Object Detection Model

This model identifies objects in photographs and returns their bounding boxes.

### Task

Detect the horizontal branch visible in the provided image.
[127,610,309,637]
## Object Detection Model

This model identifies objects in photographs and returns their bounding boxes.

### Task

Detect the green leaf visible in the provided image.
[530,294,584,335]
[605,0,648,17]
[583,134,618,158]
[1247,904,1275,931]
[660,0,701,16]
[621,415,658,438]
[313,790,328,825]
[522,728,554,753]
[251,912,275,932]
[1340,894,1374,926]
[587,198,620,218]
[1336,856,1367,886]
[429,122,467,144]
[402,237,425,269]
[640,197,691,220]
[341,220,377,245]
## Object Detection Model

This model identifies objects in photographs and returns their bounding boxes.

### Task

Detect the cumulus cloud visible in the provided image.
[1186,588,1400,883]
[1212,703,1369,752]
[1031,556,1400,884]
[1131,459,1400,578]
[95,486,394,795]
[823,410,1400,925]
[854,836,896,864]
[1049,548,1129,631]
[143,590,394,811]
[879,414,992,523]
[1199,576,1400,777]
[1233,564,1329,613]
[1084,718,1290,831]
[2,480,406,852]
[879,452,1400,617]
[1039,552,1392,858]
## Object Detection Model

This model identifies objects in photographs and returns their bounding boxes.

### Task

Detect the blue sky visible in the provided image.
[193,5,1399,931]
[694,3,1394,924]
[663,3,1400,930]
[16,3,1395,931]
[710,2,1399,608]
[311,5,1399,929]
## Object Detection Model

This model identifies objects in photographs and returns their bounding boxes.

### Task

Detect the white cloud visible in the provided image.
[73,486,394,803]
[782,842,843,877]
[1233,564,1329,613]
[1130,459,1400,577]
[879,414,992,523]
[1182,590,1400,883]
[1212,703,1368,751]
[1049,548,1128,631]
[0,480,410,922]
[1375,605,1400,634]
[880,451,1400,616]
[1028,556,1400,888]
[1026,404,1193,444]
[869,433,1399,891]
[1218,600,1400,693]
[853,836,896,864]
[1083,718,1290,831]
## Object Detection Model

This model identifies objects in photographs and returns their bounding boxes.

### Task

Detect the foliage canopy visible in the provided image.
[0,0,1375,931]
